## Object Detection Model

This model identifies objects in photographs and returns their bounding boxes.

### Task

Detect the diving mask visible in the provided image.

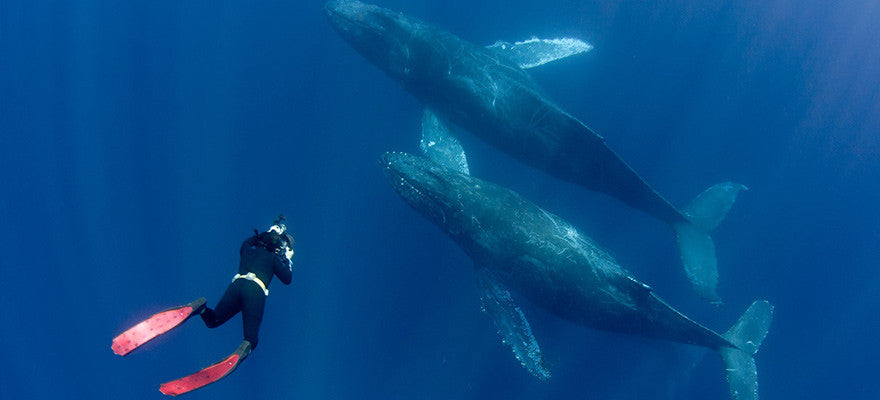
[264,214,293,262]
[266,223,294,262]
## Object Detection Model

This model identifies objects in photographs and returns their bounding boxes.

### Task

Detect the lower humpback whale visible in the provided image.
[380,151,773,400]
[326,0,746,303]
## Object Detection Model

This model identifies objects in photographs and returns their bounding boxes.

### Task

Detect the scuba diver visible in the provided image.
[111,215,295,396]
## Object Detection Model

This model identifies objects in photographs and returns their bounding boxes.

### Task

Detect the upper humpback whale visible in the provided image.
[380,151,773,400]
[326,0,746,303]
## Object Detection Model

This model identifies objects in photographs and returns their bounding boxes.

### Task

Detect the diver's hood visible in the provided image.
[268,223,286,236]
[265,223,294,261]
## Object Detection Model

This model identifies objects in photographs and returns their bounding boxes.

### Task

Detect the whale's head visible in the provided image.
[380,152,477,236]
[325,1,425,82]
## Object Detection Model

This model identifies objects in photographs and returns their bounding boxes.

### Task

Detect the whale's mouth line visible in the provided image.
[384,163,427,204]
[382,154,452,225]
[325,7,356,29]
[325,1,381,34]
[397,174,420,198]
[324,3,360,31]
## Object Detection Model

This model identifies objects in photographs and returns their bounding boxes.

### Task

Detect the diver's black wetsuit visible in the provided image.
[200,234,292,349]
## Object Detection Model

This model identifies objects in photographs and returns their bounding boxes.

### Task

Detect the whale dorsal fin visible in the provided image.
[487,37,593,69]
[420,108,470,175]
[476,267,550,380]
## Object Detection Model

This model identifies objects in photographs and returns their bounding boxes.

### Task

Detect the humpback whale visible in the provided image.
[380,151,773,400]
[326,0,746,303]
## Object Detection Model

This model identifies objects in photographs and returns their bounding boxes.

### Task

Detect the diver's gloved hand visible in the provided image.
[273,243,294,265]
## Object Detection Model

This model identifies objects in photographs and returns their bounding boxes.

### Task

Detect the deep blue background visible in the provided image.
[2,0,878,399]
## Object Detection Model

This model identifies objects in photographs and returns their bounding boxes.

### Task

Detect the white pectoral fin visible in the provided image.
[476,268,550,380]
[420,109,470,175]
[487,37,593,69]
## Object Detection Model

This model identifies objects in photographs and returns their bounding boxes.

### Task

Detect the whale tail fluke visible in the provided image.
[718,300,774,400]
[673,182,748,303]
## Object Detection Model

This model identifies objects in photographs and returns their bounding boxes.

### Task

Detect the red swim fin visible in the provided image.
[111,297,207,356]
[159,341,252,396]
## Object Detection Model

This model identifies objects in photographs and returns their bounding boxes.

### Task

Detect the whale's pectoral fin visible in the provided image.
[476,268,550,380]
[487,37,593,69]
[420,108,470,175]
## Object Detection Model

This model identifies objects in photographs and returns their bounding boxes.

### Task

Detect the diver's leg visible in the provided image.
[201,282,242,328]
[240,286,266,350]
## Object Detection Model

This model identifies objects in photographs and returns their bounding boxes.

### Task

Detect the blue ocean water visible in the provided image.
[2,0,878,399]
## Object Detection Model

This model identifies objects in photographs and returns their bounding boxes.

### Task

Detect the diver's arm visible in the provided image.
[241,235,259,254]
[275,256,292,285]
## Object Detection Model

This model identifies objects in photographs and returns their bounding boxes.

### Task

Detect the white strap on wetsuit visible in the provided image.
[232,272,269,296]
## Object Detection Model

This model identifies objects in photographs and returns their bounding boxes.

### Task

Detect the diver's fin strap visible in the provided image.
[232,272,269,296]
[111,298,207,356]
[159,341,252,396]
